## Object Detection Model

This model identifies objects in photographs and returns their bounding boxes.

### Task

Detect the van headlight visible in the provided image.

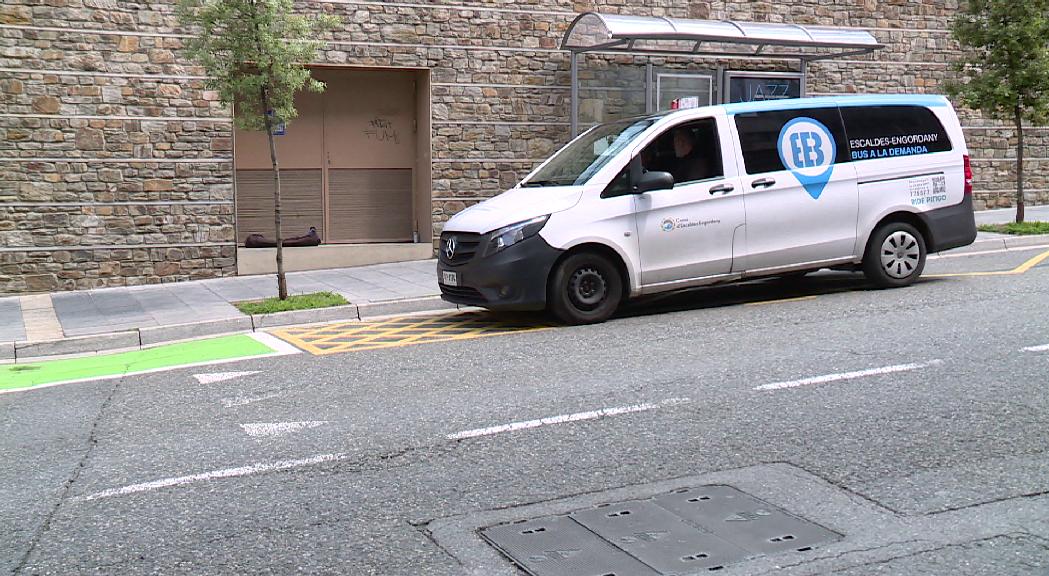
[484,215,550,257]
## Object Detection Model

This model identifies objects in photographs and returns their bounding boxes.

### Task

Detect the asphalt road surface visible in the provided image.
[3,247,1049,575]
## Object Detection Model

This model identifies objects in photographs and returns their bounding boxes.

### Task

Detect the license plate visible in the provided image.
[442,271,458,287]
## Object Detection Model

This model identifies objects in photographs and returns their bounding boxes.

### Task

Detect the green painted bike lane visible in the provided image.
[1,334,284,393]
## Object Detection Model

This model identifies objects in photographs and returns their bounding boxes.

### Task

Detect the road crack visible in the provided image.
[12,373,127,575]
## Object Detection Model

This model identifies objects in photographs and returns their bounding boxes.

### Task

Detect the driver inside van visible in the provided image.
[642,126,713,185]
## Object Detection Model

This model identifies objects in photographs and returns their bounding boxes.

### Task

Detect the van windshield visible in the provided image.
[522,118,655,187]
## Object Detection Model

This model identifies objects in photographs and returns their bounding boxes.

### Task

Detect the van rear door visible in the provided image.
[731,106,859,273]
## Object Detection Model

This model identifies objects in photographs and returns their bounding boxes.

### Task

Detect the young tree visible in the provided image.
[948,0,1049,223]
[177,0,339,299]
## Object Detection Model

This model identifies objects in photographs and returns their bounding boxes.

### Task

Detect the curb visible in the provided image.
[358,296,456,320]
[8,295,458,363]
[251,304,362,329]
[940,233,1049,255]
[15,331,140,361]
[139,317,254,347]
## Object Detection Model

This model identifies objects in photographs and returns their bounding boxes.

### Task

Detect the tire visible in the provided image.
[548,251,623,325]
[863,222,927,288]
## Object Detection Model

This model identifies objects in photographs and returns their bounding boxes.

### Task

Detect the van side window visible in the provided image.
[735,107,850,175]
[640,118,724,186]
[840,105,953,161]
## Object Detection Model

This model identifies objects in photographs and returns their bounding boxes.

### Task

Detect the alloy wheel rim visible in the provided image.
[880,231,921,279]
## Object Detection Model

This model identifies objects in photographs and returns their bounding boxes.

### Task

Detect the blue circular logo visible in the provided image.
[661,219,675,232]
[777,117,836,199]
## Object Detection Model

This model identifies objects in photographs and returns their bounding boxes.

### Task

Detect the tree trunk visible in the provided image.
[1015,106,1025,224]
[261,88,288,300]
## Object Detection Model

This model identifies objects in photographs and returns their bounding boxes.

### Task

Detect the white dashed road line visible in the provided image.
[754,360,944,392]
[79,453,346,502]
[446,397,691,441]
[240,421,328,438]
[1022,344,1049,353]
[193,371,260,385]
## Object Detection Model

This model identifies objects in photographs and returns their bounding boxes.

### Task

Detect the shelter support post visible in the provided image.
[800,59,808,97]
[570,52,579,137]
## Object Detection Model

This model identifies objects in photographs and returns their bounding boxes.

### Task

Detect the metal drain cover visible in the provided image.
[480,485,841,575]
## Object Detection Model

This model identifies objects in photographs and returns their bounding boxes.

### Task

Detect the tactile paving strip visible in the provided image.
[482,485,841,576]
[270,311,553,355]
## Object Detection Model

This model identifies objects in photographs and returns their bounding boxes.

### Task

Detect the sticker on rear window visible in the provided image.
[778,117,836,200]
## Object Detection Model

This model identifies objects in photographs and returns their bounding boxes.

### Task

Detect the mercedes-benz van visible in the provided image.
[437,95,977,324]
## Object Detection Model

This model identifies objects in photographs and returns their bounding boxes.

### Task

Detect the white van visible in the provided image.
[437,95,977,324]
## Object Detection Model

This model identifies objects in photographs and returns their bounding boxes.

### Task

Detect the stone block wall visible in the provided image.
[1,0,1045,293]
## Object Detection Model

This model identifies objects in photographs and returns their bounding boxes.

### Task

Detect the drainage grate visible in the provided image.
[481,485,841,576]
[653,485,840,556]
[570,500,751,573]
[481,515,660,576]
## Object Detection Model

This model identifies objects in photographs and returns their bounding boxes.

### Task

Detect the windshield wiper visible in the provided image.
[520,180,565,188]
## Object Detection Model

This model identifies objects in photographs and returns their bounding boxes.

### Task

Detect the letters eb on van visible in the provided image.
[437,95,977,325]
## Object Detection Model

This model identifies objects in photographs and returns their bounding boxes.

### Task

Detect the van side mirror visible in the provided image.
[634,171,674,194]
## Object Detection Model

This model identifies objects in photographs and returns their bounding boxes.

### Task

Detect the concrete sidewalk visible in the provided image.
[0,259,445,361]
[2,205,1048,362]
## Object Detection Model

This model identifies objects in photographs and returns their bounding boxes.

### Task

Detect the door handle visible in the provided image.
[709,184,735,195]
[751,178,776,189]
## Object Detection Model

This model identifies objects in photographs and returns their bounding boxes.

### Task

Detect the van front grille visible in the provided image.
[440,284,486,303]
[439,232,483,266]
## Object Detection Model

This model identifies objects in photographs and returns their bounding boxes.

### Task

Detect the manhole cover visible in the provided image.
[480,485,841,575]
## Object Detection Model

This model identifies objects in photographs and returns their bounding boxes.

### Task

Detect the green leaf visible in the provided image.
[176,0,341,132]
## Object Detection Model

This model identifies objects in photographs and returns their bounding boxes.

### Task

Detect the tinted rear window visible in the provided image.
[841,105,952,161]
[734,107,851,175]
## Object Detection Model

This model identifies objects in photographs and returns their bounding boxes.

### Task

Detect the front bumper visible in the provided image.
[437,233,563,311]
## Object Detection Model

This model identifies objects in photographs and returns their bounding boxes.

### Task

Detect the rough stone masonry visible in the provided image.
[1,0,1045,293]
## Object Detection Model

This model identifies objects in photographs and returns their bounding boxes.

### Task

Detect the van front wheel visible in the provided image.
[548,252,622,325]
[863,222,927,288]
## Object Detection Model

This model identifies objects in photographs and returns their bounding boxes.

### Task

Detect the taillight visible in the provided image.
[963,154,973,196]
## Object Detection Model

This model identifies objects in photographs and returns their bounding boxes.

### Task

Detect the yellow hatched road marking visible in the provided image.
[927,248,1049,278]
[270,312,554,355]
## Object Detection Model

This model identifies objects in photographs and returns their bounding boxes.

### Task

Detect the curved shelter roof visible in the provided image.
[562,12,883,61]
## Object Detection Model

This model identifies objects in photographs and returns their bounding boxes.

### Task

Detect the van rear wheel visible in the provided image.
[863,222,927,288]
[548,252,622,325]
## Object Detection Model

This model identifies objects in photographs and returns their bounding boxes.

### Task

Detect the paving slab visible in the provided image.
[0,297,26,342]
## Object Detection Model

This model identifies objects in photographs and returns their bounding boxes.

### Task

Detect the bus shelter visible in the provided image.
[561,13,884,136]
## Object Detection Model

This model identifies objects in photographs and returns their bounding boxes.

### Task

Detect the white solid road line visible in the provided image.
[446,397,691,441]
[240,421,328,438]
[193,371,261,385]
[79,452,346,502]
[1022,344,1049,353]
[754,360,944,392]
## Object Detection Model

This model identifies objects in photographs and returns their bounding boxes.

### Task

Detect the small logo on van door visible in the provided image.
[777,117,837,200]
[661,218,676,232]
